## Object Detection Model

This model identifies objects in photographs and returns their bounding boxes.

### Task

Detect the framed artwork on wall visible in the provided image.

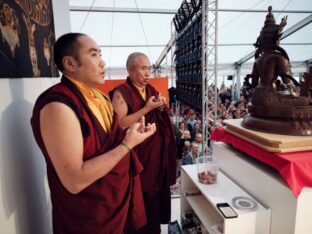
[0,0,59,78]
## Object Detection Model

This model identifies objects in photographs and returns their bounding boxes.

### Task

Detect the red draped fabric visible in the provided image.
[211,128,312,198]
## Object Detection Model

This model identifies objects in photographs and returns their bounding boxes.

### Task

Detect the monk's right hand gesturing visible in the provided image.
[145,96,163,111]
[123,120,156,150]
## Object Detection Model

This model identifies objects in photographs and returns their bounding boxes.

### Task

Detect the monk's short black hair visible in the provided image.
[54,33,86,72]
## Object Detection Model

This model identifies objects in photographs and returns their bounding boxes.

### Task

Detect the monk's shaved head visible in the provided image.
[126,52,148,71]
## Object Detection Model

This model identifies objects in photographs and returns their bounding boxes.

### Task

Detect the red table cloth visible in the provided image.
[211,128,312,198]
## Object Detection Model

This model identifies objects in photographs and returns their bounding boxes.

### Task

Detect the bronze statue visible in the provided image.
[242,6,312,135]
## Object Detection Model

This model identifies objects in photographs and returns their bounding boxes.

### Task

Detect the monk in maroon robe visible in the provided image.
[111,52,177,234]
[31,33,156,234]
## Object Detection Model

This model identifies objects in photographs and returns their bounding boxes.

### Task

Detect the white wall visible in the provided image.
[0,1,70,233]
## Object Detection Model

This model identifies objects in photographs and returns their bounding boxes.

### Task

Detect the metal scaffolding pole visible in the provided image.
[155,42,312,68]
[69,6,177,14]
[69,6,312,15]
[99,44,166,47]
[170,21,176,88]
[155,35,176,68]
[202,0,218,154]
[235,65,241,100]
[170,20,178,128]
[99,42,312,49]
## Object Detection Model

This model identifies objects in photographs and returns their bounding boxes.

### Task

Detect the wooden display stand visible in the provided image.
[223,119,312,153]
[181,165,271,234]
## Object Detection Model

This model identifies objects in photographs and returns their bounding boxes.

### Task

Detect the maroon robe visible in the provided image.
[31,77,146,234]
[113,77,176,224]
[112,77,176,229]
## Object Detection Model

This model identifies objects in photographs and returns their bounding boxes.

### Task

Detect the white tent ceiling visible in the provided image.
[69,0,312,77]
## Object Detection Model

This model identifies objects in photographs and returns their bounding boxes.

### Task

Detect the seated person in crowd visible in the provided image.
[177,130,191,159]
[187,110,197,129]
[193,133,203,156]
[182,143,199,165]
[191,122,202,142]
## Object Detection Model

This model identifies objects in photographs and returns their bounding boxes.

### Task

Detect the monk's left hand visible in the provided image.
[124,121,156,148]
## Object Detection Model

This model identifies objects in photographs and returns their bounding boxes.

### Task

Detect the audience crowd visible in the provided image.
[169,82,252,192]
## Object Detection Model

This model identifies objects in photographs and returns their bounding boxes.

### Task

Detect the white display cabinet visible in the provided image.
[181,165,271,234]
[212,142,312,234]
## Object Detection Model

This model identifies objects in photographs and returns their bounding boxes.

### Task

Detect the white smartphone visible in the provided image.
[216,203,238,219]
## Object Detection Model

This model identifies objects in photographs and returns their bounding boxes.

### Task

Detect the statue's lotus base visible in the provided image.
[242,112,312,136]
[243,87,312,136]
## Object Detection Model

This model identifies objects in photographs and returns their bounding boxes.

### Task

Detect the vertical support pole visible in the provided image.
[201,0,218,155]
[231,75,235,100]
[236,65,241,100]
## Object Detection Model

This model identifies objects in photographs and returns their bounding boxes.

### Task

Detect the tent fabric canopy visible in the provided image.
[69,0,312,79]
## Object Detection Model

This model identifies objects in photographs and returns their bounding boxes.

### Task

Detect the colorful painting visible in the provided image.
[0,0,59,78]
